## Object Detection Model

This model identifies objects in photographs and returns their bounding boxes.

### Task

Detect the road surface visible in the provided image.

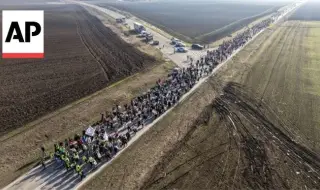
[67,0,215,68]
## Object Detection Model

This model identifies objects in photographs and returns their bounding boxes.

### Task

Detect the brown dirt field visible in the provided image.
[81,21,320,190]
[0,4,171,188]
[0,59,174,188]
[0,4,156,135]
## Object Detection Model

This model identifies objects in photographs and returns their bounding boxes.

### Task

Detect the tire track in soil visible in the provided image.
[236,28,276,83]
[252,22,303,140]
[140,104,227,190]
[289,22,314,145]
[139,21,318,190]
[74,7,109,81]
[242,23,286,97]
[239,22,304,144]
[277,22,300,103]
[274,21,308,140]
[189,117,233,187]
[218,100,286,189]
[212,83,320,189]
[246,22,316,162]
[213,124,233,189]
[227,115,242,189]
[209,80,250,189]
[258,23,298,105]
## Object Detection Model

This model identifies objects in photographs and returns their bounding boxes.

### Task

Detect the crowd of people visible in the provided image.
[42,11,283,181]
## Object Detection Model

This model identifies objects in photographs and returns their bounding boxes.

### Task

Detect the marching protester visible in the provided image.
[44,13,278,181]
[40,146,47,169]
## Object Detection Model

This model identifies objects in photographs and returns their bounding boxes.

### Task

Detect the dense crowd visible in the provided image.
[42,11,282,180]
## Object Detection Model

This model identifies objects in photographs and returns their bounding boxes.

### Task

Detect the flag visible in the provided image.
[103,132,109,141]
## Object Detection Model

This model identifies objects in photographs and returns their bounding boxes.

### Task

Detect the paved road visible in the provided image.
[3,1,305,190]
[67,0,215,68]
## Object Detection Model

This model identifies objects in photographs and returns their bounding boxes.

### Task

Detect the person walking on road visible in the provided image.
[40,146,47,169]
[76,163,86,180]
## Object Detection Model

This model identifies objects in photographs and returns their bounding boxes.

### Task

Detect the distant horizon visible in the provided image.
[151,0,296,3]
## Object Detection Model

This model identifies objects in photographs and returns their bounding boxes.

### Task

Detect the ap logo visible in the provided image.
[2,10,44,58]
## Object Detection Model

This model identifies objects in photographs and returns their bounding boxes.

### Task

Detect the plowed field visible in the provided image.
[101,1,279,43]
[0,4,155,135]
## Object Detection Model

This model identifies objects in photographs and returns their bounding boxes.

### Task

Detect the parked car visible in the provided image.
[171,37,181,45]
[137,30,147,37]
[134,22,145,33]
[174,42,186,47]
[145,34,153,42]
[152,40,159,45]
[191,44,204,50]
[116,18,125,23]
[175,47,187,53]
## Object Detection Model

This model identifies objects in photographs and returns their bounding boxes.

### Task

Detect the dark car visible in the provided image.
[191,44,204,50]
[145,34,153,42]
[152,40,159,45]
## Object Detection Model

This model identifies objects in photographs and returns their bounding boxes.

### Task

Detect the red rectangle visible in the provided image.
[2,53,44,58]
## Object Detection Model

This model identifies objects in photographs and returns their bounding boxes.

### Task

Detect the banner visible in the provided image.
[103,132,109,141]
[85,126,95,137]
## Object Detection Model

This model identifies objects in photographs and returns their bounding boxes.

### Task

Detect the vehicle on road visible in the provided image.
[175,47,187,53]
[116,17,126,23]
[138,31,149,37]
[191,44,204,50]
[171,37,181,45]
[145,34,153,42]
[134,22,146,33]
[174,42,186,47]
[152,40,159,45]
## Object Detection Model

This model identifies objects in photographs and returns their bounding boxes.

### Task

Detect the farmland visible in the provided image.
[99,0,281,43]
[2,0,320,189]
[289,1,320,21]
[0,4,155,135]
[141,21,320,190]
[80,20,320,190]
